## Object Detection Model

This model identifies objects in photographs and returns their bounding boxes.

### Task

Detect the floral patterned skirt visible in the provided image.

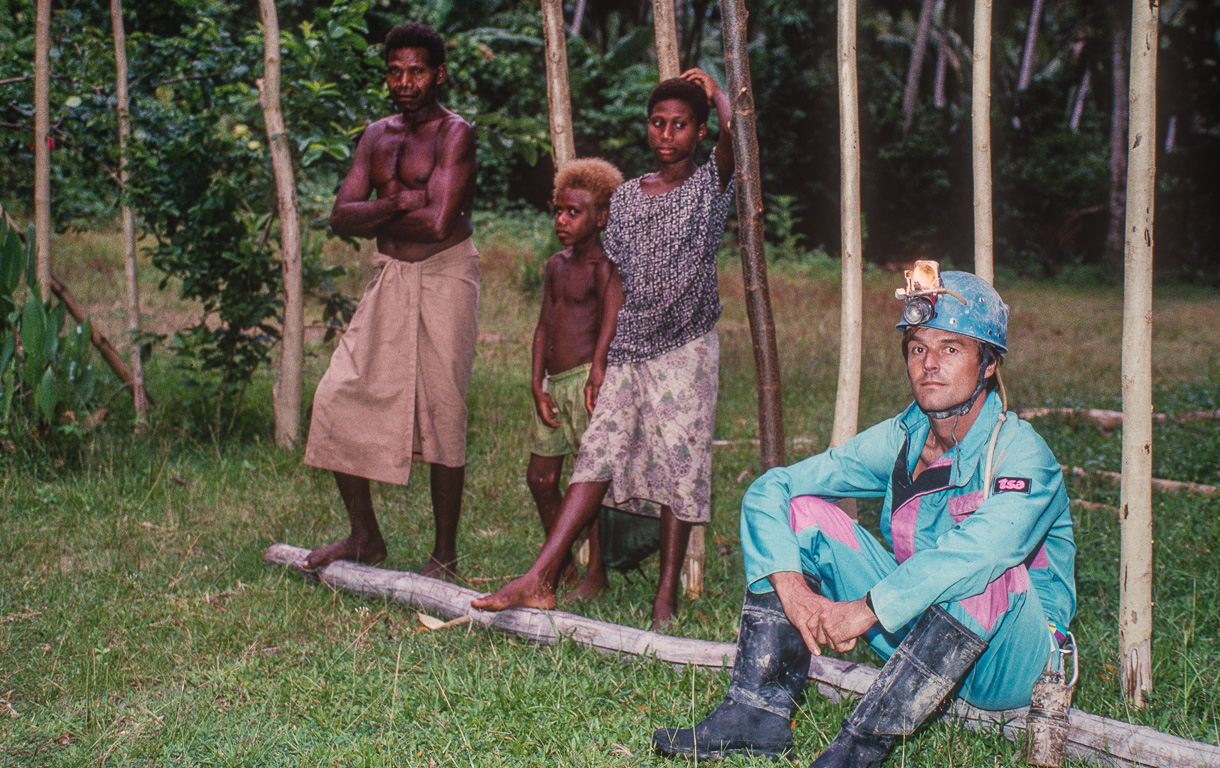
[570,330,719,524]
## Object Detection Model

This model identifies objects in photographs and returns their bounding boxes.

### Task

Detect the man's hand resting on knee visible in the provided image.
[770,572,878,655]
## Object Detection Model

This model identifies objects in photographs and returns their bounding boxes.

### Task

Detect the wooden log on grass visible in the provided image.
[1063,465,1217,497]
[263,543,1220,768]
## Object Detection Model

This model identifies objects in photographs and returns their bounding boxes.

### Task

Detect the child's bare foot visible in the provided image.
[302,535,386,572]
[651,597,679,631]
[471,574,557,612]
[558,561,581,588]
[419,555,460,582]
[565,570,608,602]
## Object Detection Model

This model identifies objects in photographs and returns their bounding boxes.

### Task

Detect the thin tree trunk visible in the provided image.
[34,0,51,302]
[971,0,994,283]
[901,0,936,138]
[541,0,575,168]
[652,0,681,79]
[571,0,587,36]
[934,29,950,108]
[258,0,304,449]
[653,0,698,593]
[109,0,148,426]
[1069,69,1091,131]
[722,0,785,473]
[1016,0,1045,92]
[831,0,862,469]
[1105,16,1129,274]
[1120,0,1157,711]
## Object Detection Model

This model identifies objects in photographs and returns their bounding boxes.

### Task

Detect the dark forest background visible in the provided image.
[2,0,1218,282]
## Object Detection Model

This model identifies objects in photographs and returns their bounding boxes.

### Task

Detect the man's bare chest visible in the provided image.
[370,130,439,190]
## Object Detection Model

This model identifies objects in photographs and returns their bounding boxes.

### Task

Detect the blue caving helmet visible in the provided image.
[895,269,1009,354]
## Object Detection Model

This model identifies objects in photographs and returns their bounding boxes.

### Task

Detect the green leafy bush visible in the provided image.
[0,225,99,452]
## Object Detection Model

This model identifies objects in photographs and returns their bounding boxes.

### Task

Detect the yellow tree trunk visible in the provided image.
[109,0,148,425]
[34,0,51,301]
[540,0,575,168]
[971,0,993,284]
[831,0,864,521]
[258,0,304,449]
[653,0,681,80]
[1119,0,1158,710]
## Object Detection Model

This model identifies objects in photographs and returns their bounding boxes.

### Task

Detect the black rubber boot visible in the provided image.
[653,582,814,761]
[808,605,988,768]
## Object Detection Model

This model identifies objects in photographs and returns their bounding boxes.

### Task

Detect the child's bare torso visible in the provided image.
[544,249,608,376]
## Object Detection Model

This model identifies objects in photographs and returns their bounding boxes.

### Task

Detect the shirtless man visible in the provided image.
[302,22,478,581]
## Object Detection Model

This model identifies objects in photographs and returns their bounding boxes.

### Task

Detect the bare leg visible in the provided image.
[472,479,609,611]
[568,519,608,601]
[303,471,388,571]
[420,462,465,581]
[652,505,692,630]
[527,454,578,585]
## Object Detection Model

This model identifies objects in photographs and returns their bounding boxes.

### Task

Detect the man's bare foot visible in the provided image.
[565,570,608,603]
[651,597,679,631]
[471,574,557,612]
[419,555,460,582]
[302,535,387,572]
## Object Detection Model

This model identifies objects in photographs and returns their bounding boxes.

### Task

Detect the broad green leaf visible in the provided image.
[20,296,46,386]
[45,302,65,362]
[0,330,14,375]
[36,365,59,423]
[23,225,36,288]
[1,226,23,293]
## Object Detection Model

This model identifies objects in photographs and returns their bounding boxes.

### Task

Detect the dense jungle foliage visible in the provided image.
[2,0,1218,280]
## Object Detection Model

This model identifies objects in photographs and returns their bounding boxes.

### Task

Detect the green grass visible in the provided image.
[2,214,1219,765]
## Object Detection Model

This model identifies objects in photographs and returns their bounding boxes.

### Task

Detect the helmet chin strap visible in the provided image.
[920,358,990,420]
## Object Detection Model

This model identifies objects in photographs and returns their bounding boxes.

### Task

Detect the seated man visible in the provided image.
[654,267,1076,766]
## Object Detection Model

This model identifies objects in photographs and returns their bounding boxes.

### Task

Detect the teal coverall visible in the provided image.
[741,391,1076,710]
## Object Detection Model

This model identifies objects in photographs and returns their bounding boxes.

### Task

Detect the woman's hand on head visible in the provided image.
[680,68,719,102]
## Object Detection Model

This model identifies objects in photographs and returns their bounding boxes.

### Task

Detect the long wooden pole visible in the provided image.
[34,0,51,302]
[830,0,862,463]
[259,0,304,449]
[721,0,785,474]
[900,0,935,138]
[971,0,994,283]
[1119,0,1158,710]
[540,0,575,168]
[109,0,148,425]
[653,0,681,80]
[653,0,704,596]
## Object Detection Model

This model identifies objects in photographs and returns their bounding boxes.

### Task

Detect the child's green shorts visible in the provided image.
[527,363,592,457]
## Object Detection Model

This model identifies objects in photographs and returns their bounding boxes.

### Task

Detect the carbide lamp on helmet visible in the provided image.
[895,262,1010,418]
[895,262,1009,353]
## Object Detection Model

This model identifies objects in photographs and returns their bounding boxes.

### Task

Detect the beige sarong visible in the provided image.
[304,239,479,486]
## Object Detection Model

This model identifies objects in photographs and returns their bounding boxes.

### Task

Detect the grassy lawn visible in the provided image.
[2,214,1218,766]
